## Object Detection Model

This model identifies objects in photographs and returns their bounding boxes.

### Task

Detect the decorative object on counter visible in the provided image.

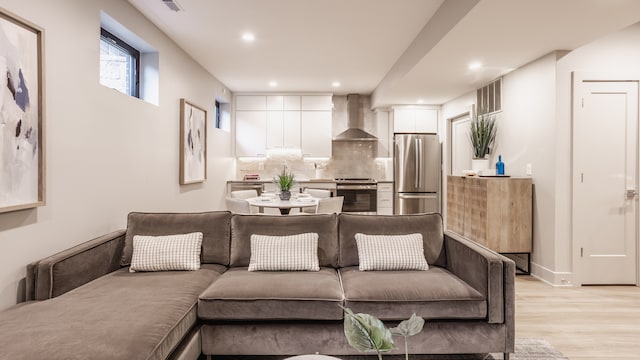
[496,154,505,175]
[469,113,497,174]
[313,162,326,179]
[243,173,261,181]
[275,169,295,200]
[0,10,45,213]
[180,98,207,184]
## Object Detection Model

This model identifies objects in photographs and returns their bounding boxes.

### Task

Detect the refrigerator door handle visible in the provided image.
[417,138,423,189]
[414,138,419,189]
[398,193,436,199]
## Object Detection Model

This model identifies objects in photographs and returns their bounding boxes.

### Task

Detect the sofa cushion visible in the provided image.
[249,233,319,271]
[121,211,231,266]
[0,264,225,360]
[230,213,338,267]
[339,213,446,268]
[198,267,344,321]
[340,266,486,321]
[130,232,203,272]
[355,233,429,271]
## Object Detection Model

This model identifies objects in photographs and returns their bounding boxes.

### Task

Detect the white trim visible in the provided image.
[530,261,575,287]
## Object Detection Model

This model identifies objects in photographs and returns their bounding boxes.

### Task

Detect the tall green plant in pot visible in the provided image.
[274,169,295,200]
[469,113,497,173]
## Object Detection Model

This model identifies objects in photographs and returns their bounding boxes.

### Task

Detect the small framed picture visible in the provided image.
[0,10,45,213]
[180,99,207,184]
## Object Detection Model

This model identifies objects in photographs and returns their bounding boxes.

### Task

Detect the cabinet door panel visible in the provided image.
[301,111,332,157]
[266,111,284,149]
[284,96,301,110]
[415,109,438,133]
[236,111,266,156]
[267,96,284,110]
[236,96,267,111]
[283,111,301,149]
[302,95,332,111]
[393,109,415,133]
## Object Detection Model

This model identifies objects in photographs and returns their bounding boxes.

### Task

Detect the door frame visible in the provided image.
[572,71,640,286]
[444,106,474,229]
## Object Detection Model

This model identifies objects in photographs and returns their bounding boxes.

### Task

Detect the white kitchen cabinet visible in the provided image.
[301,111,332,157]
[267,96,284,110]
[284,96,301,110]
[393,108,438,134]
[235,111,267,157]
[377,182,394,215]
[301,95,333,111]
[236,96,267,111]
[267,111,301,149]
[375,110,391,157]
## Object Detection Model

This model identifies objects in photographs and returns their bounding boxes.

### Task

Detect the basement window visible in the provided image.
[100,28,140,97]
[100,11,159,105]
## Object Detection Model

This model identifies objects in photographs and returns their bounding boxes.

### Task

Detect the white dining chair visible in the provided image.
[315,196,344,214]
[230,189,258,199]
[302,189,332,214]
[225,197,251,214]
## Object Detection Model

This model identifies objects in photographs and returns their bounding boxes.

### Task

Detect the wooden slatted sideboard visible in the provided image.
[446,176,532,256]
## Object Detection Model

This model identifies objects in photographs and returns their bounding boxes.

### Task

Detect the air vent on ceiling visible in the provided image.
[476,77,502,115]
[162,0,183,12]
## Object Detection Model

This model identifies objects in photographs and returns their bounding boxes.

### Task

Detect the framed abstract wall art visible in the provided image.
[0,10,44,213]
[180,99,207,184]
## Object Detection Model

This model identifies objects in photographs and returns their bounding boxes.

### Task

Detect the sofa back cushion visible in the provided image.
[121,212,231,266]
[338,213,446,268]
[230,214,339,268]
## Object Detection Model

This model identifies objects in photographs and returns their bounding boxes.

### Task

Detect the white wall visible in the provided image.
[555,22,640,282]
[497,53,558,277]
[0,0,234,310]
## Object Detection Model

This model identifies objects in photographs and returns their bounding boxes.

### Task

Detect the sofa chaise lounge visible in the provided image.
[0,212,515,360]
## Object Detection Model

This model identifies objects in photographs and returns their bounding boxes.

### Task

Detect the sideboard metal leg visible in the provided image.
[504,352,510,360]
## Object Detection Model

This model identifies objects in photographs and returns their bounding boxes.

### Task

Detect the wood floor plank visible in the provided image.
[515,276,640,360]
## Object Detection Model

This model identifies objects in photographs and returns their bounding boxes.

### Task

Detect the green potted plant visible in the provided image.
[274,169,295,200]
[469,113,497,173]
[341,306,425,360]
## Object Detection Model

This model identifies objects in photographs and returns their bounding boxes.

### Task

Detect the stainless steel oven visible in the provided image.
[335,178,377,215]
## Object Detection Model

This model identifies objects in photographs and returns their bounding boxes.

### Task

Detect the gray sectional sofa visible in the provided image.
[0,211,515,360]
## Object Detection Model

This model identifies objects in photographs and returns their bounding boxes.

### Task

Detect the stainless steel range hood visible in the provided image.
[333,94,377,141]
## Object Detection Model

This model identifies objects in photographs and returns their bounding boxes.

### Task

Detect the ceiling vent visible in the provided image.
[162,0,183,12]
[476,77,502,115]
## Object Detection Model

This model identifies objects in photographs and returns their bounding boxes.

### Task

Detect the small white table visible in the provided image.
[247,196,318,215]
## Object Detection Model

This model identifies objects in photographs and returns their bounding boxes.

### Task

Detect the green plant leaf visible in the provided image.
[469,113,497,158]
[390,313,425,337]
[342,307,395,353]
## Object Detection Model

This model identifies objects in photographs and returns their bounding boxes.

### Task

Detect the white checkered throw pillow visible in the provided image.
[355,233,429,271]
[130,232,203,272]
[249,233,320,272]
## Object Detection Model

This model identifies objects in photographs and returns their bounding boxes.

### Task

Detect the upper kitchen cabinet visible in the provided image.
[301,111,332,157]
[284,96,301,110]
[302,95,333,111]
[236,96,267,111]
[236,111,267,157]
[375,110,391,157]
[267,111,301,149]
[393,107,438,134]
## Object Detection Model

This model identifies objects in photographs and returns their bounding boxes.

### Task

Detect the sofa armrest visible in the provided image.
[444,231,515,324]
[33,230,126,300]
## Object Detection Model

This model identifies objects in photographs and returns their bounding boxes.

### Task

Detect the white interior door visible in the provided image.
[450,115,472,175]
[573,75,638,285]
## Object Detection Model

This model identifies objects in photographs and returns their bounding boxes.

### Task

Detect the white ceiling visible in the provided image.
[128,0,640,108]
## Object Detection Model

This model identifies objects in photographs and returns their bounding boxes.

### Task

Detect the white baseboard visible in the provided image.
[530,261,575,287]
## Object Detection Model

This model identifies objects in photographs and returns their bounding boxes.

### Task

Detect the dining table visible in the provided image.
[247,195,319,215]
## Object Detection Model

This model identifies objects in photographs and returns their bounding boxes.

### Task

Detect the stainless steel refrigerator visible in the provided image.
[394,134,441,214]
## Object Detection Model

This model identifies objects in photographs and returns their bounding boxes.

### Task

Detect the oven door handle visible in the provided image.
[337,185,377,190]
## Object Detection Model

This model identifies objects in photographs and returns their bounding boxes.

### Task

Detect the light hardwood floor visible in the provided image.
[515,276,640,360]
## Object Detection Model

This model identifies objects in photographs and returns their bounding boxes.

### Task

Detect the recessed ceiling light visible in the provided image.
[269,81,278,87]
[332,81,341,87]
[417,99,425,104]
[242,32,255,43]
[468,62,482,70]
